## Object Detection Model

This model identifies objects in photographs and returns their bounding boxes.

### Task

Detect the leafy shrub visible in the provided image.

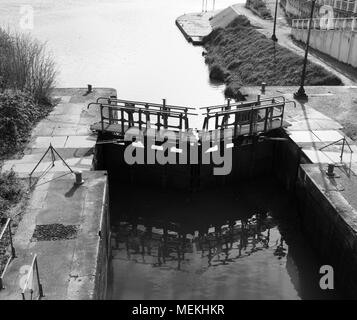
[203,16,342,100]
[0,170,24,215]
[247,0,273,19]
[0,28,56,105]
[0,91,52,159]
[209,64,230,82]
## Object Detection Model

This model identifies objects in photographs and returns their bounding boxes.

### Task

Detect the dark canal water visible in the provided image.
[1,0,342,299]
[107,177,341,300]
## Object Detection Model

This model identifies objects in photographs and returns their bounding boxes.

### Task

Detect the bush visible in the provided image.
[0,170,24,215]
[203,16,342,100]
[0,91,52,159]
[224,84,246,100]
[0,28,57,105]
[247,0,272,19]
[209,64,230,82]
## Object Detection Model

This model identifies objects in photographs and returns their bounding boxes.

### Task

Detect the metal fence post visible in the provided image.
[340,137,346,162]
[8,223,15,258]
[35,258,44,298]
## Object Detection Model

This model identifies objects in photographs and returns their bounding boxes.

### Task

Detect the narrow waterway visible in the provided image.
[0,0,343,300]
[108,177,341,300]
[0,0,243,106]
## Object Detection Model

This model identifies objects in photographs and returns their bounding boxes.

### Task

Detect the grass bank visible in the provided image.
[202,16,342,100]
[246,0,272,19]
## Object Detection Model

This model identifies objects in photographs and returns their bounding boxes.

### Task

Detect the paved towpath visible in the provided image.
[230,4,357,86]
[1,88,115,180]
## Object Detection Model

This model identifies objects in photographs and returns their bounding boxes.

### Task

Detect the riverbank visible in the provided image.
[245,0,272,19]
[202,16,342,100]
[0,27,57,275]
[0,88,114,299]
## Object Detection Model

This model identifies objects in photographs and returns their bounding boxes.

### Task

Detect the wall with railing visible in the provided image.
[282,0,357,19]
[292,17,357,30]
[316,0,357,16]
[284,0,312,18]
[291,17,357,68]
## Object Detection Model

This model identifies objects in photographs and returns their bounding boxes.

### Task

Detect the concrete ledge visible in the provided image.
[0,171,109,300]
[176,12,215,44]
[296,164,357,296]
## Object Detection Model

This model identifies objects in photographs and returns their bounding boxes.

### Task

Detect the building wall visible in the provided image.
[282,0,357,18]
[295,165,357,297]
[292,28,357,68]
[273,134,357,297]
[93,179,110,300]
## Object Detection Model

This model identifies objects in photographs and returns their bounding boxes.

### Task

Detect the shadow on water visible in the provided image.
[108,177,343,300]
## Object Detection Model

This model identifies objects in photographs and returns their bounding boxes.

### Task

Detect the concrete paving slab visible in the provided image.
[289,131,321,143]
[322,150,357,164]
[31,136,68,149]
[0,171,108,300]
[176,11,216,44]
[52,96,71,103]
[64,135,97,148]
[51,126,80,136]
[312,130,344,142]
[46,113,82,125]
[302,149,334,164]
[50,103,86,116]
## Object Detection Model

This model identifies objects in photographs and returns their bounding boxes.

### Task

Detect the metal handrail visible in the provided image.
[319,136,354,163]
[111,99,196,111]
[0,218,16,290]
[21,254,44,300]
[200,96,286,113]
[94,97,196,111]
[92,103,192,133]
[292,17,357,31]
[96,103,197,116]
[29,144,74,188]
[202,101,285,116]
[315,0,357,13]
[202,99,286,136]
[89,96,290,138]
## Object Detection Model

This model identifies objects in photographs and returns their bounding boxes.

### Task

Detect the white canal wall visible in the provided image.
[291,28,357,68]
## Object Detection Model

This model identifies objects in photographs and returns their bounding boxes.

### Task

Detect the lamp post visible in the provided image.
[294,0,316,100]
[271,0,279,42]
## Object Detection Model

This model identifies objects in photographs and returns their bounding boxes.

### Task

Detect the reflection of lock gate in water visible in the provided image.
[113,213,276,265]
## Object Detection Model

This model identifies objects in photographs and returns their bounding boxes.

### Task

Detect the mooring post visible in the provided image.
[74,171,84,185]
[8,222,15,258]
[109,95,117,124]
[162,98,168,128]
[340,137,346,162]
[261,82,266,94]
[327,163,335,177]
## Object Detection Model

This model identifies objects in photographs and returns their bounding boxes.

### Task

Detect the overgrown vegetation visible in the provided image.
[246,0,272,19]
[0,92,53,159]
[203,16,342,100]
[0,28,56,229]
[0,170,25,274]
[0,170,24,217]
[0,28,56,105]
[0,28,56,159]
